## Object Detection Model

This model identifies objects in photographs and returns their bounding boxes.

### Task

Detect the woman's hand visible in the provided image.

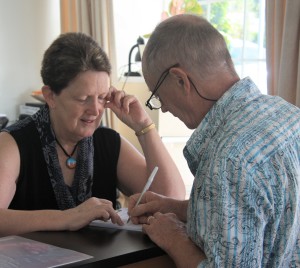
[64,197,123,231]
[105,86,152,132]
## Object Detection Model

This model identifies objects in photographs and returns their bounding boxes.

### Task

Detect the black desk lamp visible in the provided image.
[124,36,145,77]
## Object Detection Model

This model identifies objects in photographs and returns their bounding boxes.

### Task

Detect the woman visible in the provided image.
[0,32,185,236]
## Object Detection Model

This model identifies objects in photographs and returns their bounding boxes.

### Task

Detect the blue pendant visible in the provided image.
[66,157,76,169]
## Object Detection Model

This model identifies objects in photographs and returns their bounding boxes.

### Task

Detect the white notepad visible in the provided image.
[89,208,142,232]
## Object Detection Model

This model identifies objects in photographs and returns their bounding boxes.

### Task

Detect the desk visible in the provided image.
[21,226,175,267]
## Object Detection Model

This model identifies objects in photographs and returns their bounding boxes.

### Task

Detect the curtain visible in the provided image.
[60,0,117,127]
[265,0,300,106]
[60,0,128,207]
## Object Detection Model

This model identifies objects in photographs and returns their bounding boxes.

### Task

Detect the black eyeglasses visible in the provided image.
[145,63,217,110]
[145,64,179,110]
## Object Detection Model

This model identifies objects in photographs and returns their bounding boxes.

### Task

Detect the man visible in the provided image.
[128,14,300,267]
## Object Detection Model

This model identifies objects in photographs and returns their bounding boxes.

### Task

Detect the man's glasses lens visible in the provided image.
[148,97,161,109]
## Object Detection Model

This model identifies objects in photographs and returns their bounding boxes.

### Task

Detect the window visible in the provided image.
[113,0,266,93]
[199,0,267,93]
[113,0,167,79]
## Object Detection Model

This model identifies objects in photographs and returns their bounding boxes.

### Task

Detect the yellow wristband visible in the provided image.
[135,123,156,136]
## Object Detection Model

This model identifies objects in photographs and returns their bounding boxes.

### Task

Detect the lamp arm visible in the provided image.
[127,43,139,74]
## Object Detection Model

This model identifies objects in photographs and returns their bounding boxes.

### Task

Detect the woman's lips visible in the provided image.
[81,118,95,123]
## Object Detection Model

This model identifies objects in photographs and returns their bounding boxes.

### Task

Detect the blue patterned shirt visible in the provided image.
[184,77,300,267]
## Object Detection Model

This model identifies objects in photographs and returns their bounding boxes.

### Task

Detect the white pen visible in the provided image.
[127,166,159,223]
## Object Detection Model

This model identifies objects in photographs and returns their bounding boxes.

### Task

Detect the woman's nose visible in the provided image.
[87,99,103,115]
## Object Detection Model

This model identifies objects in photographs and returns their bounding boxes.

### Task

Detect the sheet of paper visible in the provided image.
[0,236,92,268]
[90,207,142,232]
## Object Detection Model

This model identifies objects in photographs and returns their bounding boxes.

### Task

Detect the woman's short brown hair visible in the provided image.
[41,32,111,94]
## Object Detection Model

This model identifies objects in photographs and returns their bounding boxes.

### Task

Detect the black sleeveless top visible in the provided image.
[7,120,120,210]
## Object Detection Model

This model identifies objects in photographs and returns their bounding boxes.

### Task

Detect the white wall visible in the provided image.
[0,0,60,123]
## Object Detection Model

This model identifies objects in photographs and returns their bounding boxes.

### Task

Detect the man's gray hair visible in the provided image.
[142,14,236,80]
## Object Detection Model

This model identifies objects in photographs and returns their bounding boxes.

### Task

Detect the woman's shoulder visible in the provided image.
[93,126,121,161]
[93,126,121,148]
[93,126,120,137]
[2,117,36,140]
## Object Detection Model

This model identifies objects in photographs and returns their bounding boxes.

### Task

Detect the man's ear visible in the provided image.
[42,85,56,108]
[169,67,191,96]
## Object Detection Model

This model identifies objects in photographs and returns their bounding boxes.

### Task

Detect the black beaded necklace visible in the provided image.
[55,137,79,169]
